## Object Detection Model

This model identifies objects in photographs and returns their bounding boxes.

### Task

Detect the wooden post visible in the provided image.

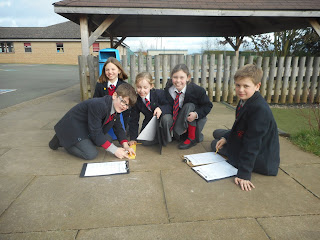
[162,55,168,88]
[178,54,185,64]
[122,55,128,78]
[266,57,277,103]
[138,55,144,73]
[256,56,262,68]
[208,54,215,102]
[201,54,208,89]
[280,56,292,104]
[193,54,200,84]
[87,55,98,98]
[215,54,223,102]
[155,55,161,89]
[228,55,238,104]
[130,54,136,85]
[170,54,177,71]
[248,55,254,64]
[301,57,314,103]
[288,57,299,104]
[273,56,284,103]
[146,55,152,74]
[260,57,269,98]
[78,55,89,101]
[239,56,245,68]
[186,55,192,80]
[310,57,320,103]
[222,56,230,102]
[79,15,90,57]
[294,56,306,103]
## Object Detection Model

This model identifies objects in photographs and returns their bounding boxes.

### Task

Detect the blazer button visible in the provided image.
[78,138,82,141]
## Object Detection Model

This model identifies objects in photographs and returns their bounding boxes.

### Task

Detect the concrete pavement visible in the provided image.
[0,84,319,240]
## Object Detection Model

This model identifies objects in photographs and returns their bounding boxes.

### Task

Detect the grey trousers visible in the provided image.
[160,103,207,145]
[211,129,230,156]
[65,138,98,160]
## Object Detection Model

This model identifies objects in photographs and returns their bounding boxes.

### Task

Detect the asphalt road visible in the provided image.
[0,64,79,109]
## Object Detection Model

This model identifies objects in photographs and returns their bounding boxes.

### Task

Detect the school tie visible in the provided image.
[108,84,116,96]
[106,113,116,124]
[170,91,182,131]
[145,98,151,111]
[236,103,243,118]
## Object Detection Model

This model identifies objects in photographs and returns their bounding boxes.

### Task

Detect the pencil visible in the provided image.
[215,148,219,154]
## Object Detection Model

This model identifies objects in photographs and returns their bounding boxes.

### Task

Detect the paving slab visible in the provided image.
[281,164,320,198]
[0,230,77,240]
[0,148,10,157]
[0,175,33,214]
[0,172,168,233]
[161,169,320,223]
[77,218,269,240]
[0,147,106,176]
[0,130,52,148]
[257,215,320,240]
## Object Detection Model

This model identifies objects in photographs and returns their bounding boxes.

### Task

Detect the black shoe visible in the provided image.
[178,138,197,150]
[49,134,60,150]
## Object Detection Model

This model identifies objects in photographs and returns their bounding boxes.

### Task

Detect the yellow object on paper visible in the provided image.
[128,144,136,159]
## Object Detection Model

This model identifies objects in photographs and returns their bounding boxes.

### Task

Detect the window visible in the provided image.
[93,43,100,52]
[24,43,32,53]
[0,42,14,53]
[56,43,64,53]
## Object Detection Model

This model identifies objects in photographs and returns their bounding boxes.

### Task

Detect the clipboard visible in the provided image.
[156,118,163,155]
[80,161,129,178]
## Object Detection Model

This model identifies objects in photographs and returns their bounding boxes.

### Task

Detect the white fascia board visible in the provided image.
[54,6,320,17]
[1,39,110,42]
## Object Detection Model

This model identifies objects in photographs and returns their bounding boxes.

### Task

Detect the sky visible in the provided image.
[0,0,232,54]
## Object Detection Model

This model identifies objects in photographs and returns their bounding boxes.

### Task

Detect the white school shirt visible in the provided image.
[169,85,186,108]
[108,78,118,88]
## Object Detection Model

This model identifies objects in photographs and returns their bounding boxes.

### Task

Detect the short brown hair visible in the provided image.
[234,64,263,85]
[115,83,137,107]
[98,57,128,83]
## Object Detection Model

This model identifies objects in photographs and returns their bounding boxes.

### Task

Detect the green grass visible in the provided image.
[271,107,320,156]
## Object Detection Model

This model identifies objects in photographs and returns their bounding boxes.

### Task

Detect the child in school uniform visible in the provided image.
[211,64,280,191]
[49,83,137,160]
[93,57,130,128]
[129,72,170,145]
[161,64,213,149]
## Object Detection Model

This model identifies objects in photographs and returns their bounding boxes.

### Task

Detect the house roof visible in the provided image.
[53,0,320,37]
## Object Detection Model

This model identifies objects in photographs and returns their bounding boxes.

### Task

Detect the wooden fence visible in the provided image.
[79,54,320,104]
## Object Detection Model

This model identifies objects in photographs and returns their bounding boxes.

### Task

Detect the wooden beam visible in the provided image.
[309,19,320,37]
[88,15,119,46]
[79,15,90,56]
[113,37,127,49]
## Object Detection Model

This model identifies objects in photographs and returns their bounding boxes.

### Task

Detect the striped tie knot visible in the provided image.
[145,98,151,111]
[108,84,116,95]
[170,91,182,131]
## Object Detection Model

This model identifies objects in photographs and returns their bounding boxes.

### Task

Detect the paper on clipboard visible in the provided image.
[137,116,157,141]
[80,161,129,177]
[183,152,226,167]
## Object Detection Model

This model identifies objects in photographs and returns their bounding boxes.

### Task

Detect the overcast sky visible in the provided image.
[0,0,232,54]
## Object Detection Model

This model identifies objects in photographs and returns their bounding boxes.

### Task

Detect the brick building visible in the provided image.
[0,21,129,65]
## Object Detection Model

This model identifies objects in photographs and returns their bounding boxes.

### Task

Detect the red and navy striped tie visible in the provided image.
[170,92,182,131]
[108,84,116,96]
[145,98,151,111]
[106,113,115,124]
[236,104,243,118]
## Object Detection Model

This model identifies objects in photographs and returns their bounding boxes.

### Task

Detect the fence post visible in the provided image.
[222,56,230,102]
[301,57,314,103]
[256,56,262,68]
[273,56,284,103]
[288,57,299,104]
[122,55,128,79]
[208,54,215,102]
[201,54,208,89]
[280,56,292,104]
[215,54,223,102]
[267,56,277,103]
[239,56,245,68]
[146,55,153,75]
[194,54,200,84]
[178,54,185,64]
[78,55,89,101]
[310,57,320,103]
[228,55,238,104]
[155,55,161,89]
[87,55,98,99]
[248,55,254,64]
[260,57,269,98]
[138,55,144,73]
[162,55,168,88]
[294,56,306,103]
[170,54,177,72]
[130,54,136,85]
[186,55,192,79]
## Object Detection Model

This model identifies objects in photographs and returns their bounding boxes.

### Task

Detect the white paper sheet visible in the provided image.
[192,161,238,182]
[137,116,157,141]
[84,161,128,177]
[184,152,226,166]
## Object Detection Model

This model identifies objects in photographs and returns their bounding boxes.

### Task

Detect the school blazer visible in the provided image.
[129,89,171,140]
[93,79,126,98]
[54,95,126,149]
[164,80,213,119]
[224,91,280,180]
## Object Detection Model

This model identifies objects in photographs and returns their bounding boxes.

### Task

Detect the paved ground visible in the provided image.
[0,85,319,240]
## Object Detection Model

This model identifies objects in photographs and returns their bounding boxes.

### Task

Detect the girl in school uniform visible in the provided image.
[129,72,170,145]
[160,64,213,149]
[93,57,130,128]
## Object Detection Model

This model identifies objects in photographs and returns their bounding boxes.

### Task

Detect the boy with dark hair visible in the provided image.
[211,64,280,191]
[49,83,137,160]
